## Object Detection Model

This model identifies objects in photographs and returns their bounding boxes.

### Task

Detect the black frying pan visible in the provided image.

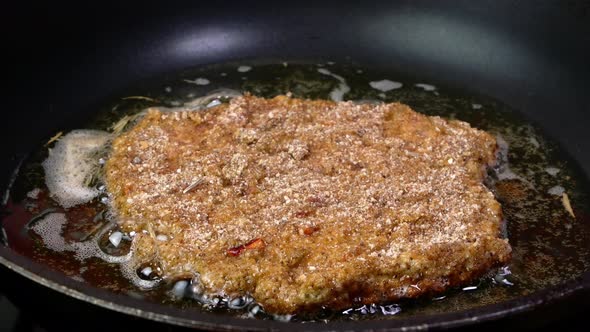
[2,1,590,330]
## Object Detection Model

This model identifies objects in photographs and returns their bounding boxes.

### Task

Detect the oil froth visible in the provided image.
[42,130,111,208]
[317,68,350,101]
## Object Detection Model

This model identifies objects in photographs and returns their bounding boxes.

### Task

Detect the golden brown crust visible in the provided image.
[105,95,511,314]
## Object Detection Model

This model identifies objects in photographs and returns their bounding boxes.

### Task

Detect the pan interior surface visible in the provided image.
[2,61,590,329]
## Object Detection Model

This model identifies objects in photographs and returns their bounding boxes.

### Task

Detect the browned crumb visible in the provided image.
[105,94,511,314]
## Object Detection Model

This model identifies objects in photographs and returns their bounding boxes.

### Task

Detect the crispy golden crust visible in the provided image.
[105,95,511,314]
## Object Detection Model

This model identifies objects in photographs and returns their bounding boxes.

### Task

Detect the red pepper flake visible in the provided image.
[303,226,320,236]
[227,238,265,256]
[227,245,245,257]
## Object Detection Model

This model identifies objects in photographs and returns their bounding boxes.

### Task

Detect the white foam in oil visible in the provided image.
[548,185,565,196]
[369,79,402,92]
[237,65,252,73]
[545,167,561,176]
[415,83,436,91]
[494,134,528,183]
[30,212,159,290]
[30,212,68,252]
[42,130,111,208]
[317,68,350,102]
[183,77,210,85]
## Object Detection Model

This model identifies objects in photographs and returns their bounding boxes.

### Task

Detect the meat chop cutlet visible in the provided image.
[105,94,511,314]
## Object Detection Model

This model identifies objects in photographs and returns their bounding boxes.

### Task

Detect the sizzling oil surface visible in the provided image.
[3,62,590,321]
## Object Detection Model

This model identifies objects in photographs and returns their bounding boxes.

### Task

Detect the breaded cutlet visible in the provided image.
[105,94,511,314]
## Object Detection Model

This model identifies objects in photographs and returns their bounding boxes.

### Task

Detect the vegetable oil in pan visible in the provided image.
[2,61,590,321]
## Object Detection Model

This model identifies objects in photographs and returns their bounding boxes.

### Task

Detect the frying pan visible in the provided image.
[2,1,590,330]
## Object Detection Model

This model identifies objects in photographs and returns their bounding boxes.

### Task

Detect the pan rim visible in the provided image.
[1,245,588,331]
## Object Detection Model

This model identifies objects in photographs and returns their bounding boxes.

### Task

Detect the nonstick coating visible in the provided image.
[2,1,590,330]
